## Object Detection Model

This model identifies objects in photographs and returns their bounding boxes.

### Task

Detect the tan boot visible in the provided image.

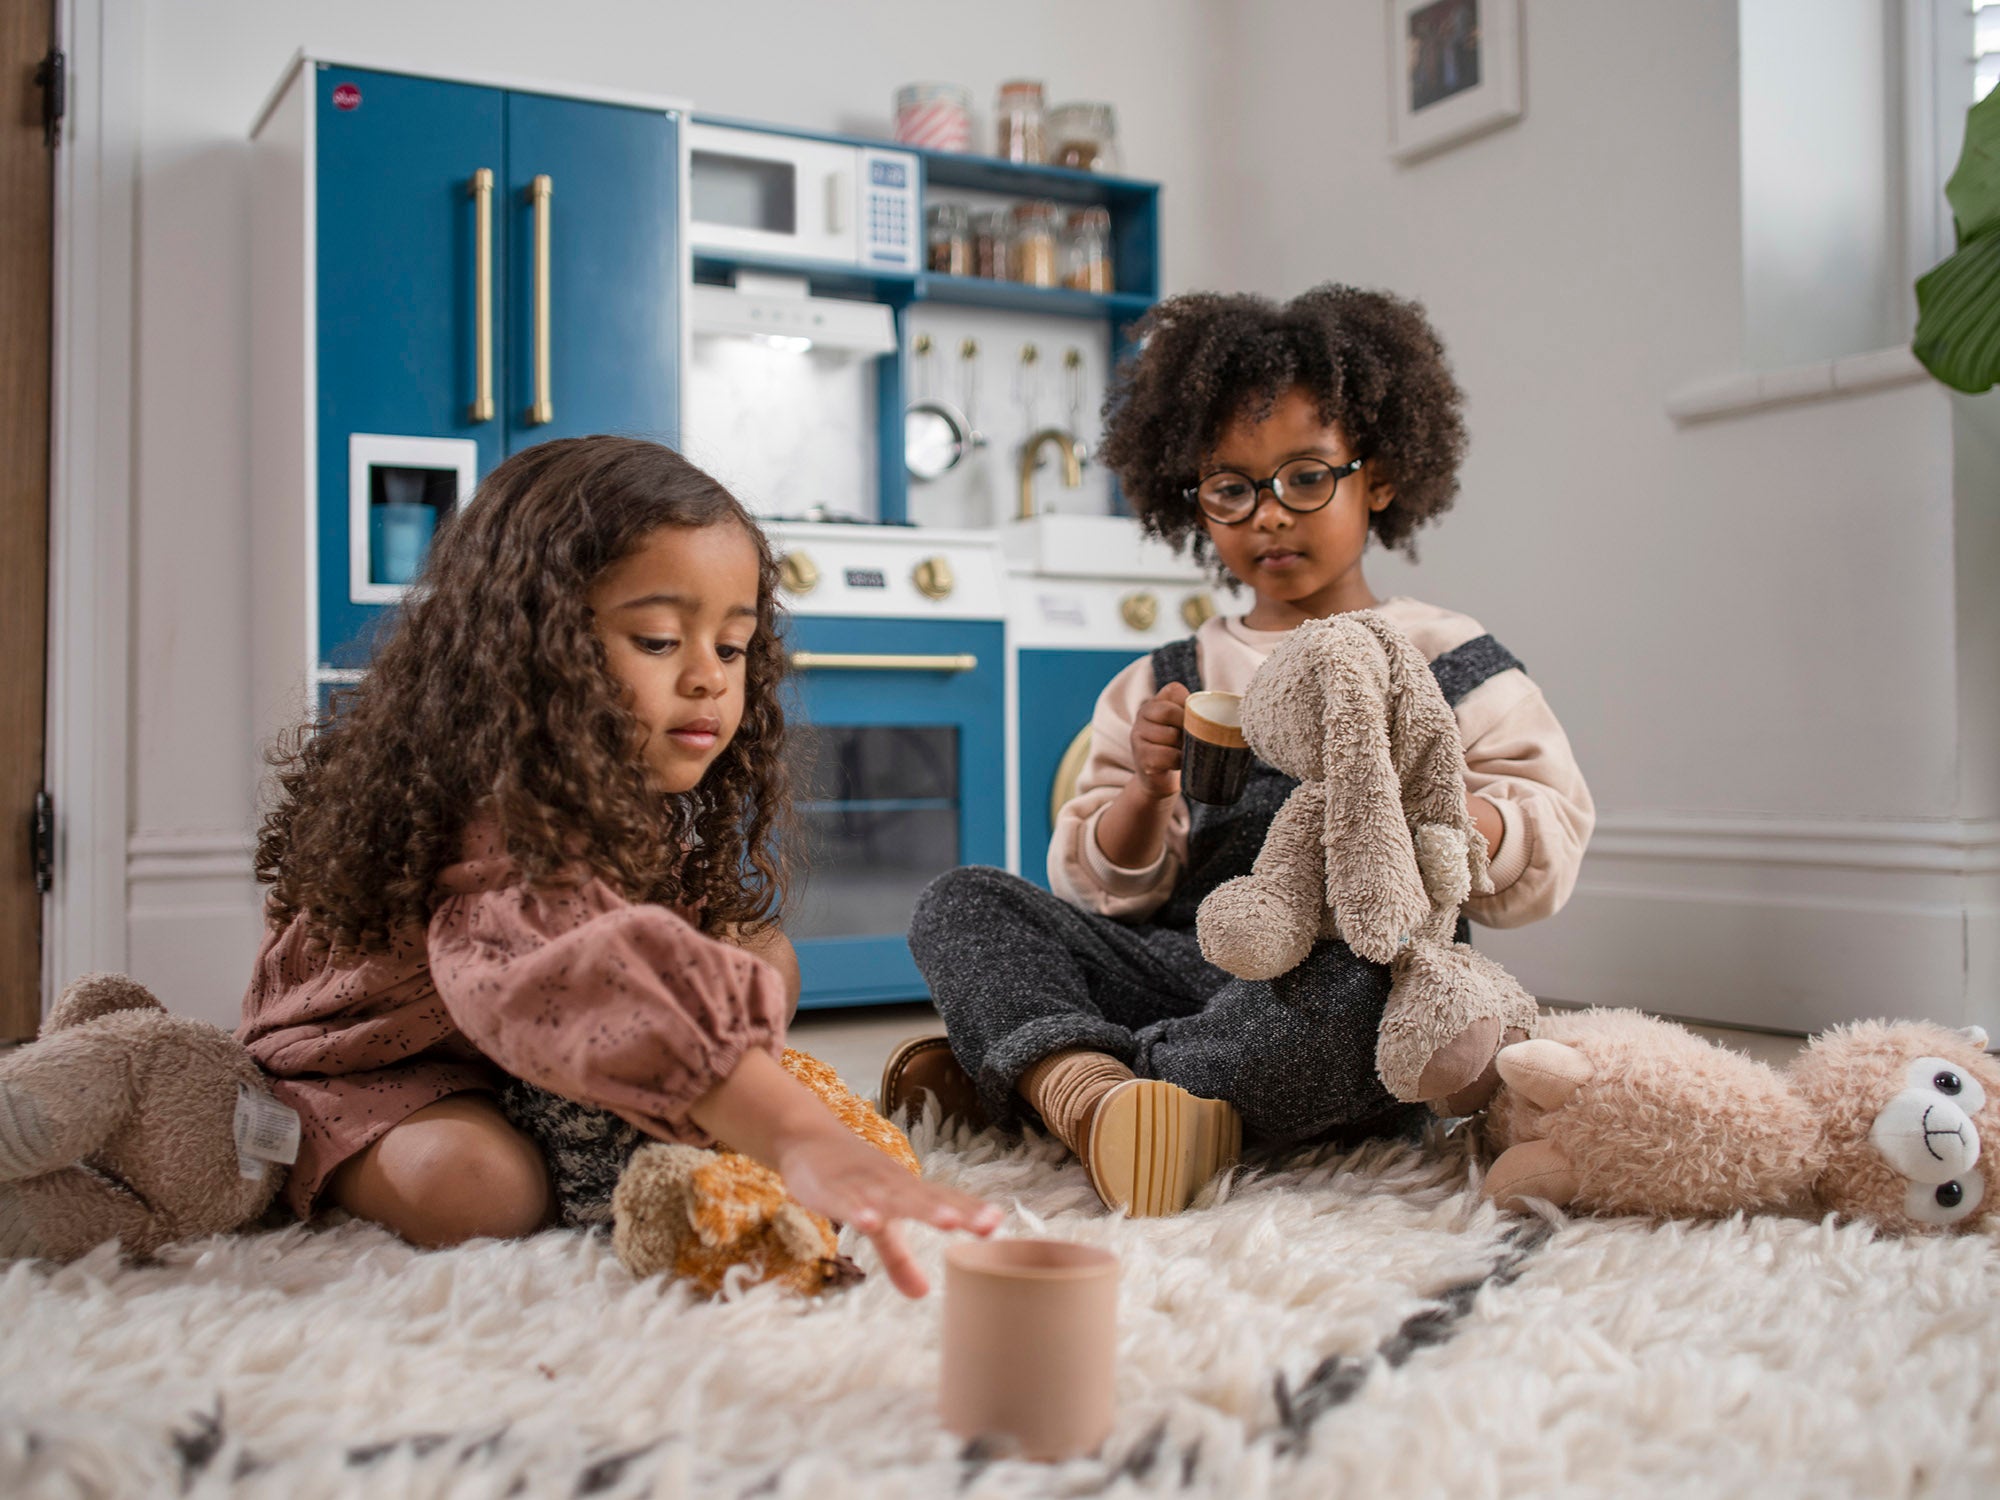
[878,1036,989,1129]
[1084,1079,1242,1217]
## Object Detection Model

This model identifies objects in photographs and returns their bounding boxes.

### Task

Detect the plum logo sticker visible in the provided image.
[332,82,361,111]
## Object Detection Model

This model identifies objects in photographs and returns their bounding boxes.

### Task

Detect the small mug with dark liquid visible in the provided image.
[1181,691,1252,805]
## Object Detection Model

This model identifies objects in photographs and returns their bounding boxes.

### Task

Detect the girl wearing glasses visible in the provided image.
[902,285,1593,1216]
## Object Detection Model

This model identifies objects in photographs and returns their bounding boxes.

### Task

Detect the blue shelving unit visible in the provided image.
[689,116,1161,524]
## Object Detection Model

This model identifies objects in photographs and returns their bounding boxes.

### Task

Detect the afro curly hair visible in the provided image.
[1097,284,1467,564]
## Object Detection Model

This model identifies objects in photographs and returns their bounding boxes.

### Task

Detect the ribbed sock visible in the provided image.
[1017,1049,1135,1158]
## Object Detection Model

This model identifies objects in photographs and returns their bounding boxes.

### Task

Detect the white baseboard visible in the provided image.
[125,829,260,1029]
[120,812,2000,1038]
[1482,814,2000,1036]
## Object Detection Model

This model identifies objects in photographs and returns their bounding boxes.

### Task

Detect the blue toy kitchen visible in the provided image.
[249,53,1235,1010]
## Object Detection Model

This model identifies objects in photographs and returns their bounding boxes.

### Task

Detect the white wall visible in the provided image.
[120,0,1995,1034]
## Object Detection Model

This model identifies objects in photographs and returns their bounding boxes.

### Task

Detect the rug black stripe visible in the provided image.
[1271,1220,1551,1454]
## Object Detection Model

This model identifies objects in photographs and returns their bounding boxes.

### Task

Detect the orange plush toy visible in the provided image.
[610,1050,920,1296]
[1482,1008,2000,1234]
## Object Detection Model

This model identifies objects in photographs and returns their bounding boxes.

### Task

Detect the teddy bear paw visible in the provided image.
[1414,1018,1505,1104]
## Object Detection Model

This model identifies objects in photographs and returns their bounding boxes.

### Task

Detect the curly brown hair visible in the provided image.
[256,436,793,956]
[1098,284,1467,563]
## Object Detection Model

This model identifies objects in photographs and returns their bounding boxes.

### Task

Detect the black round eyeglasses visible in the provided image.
[1184,455,1364,525]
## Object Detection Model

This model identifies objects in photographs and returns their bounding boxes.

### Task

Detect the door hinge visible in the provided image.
[32,791,54,895]
[35,49,66,149]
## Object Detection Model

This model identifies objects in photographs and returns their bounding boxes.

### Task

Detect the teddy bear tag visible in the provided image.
[233,1084,300,1181]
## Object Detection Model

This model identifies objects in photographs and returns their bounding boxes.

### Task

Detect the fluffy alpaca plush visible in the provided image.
[611,1050,920,1296]
[0,974,291,1260]
[1194,612,1538,1107]
[1482,1008,2000,1234]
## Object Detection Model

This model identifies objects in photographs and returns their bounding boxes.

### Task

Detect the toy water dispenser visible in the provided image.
[347,433,479,603]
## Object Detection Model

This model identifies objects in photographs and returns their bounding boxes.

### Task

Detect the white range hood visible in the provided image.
[689,271,895,357]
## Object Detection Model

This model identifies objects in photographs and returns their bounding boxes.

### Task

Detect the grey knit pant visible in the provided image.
[908,865,1425,1146]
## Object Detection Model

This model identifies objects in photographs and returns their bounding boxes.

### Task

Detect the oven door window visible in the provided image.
[787,725,958,939]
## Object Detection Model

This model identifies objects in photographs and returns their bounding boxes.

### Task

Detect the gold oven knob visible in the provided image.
[1181,590,1216,631]
[778,550,820,596]
[1120,591,1159,632]
[913,555,955,600]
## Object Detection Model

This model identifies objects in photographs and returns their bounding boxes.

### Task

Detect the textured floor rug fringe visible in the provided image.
[5,1129,1999,1498]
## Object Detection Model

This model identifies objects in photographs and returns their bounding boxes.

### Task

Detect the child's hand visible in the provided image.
[775,1130,1002,1298]
[690,1048,1001,1297]
[1129,681,1191,801]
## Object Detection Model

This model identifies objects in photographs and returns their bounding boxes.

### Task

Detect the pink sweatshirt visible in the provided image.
[239,819,788,1217]
[1050,600,1594,929]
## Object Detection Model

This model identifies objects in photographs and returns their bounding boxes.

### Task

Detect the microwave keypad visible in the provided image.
[863,152,918,268]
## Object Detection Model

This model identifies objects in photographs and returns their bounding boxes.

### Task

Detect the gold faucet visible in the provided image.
[1017,428,1084,520]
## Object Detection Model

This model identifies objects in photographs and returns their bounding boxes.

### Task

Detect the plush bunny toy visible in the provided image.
[1194,612,1539,1109]
[0,973,293,1260]
[1483,1008,2000,1234]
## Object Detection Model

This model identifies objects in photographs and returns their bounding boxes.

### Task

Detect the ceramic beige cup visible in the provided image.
[939,1238,1119,1460]
[1181,690,1251,805]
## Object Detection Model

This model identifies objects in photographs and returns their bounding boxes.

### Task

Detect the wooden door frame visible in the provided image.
[42,0,138,1007]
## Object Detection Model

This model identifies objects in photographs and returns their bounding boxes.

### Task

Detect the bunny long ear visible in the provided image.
[1356,613,1491,899]
[1319,619,1431,963]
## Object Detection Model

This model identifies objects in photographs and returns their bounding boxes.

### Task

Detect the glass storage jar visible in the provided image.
[1009,200,1061,288]
[1061,206,1114,292]
[995,80,1046,164]
[972,208,1012,281]
[926,202,972,277]
[1047,103,1120,173]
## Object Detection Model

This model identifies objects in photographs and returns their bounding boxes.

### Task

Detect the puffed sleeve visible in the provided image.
[426,836,787,1145]
[1455,668,1596,929]
[1048,653,1190,921]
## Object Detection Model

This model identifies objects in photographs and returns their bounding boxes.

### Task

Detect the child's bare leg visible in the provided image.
[328,1094,551,1247]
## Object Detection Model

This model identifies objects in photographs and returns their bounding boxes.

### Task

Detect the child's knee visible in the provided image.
[336,1095,552,1247]
[909,864,1021,951]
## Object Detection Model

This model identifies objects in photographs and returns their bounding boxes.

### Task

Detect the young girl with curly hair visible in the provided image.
[904,285,1594,1217]
[242,436,995,1295]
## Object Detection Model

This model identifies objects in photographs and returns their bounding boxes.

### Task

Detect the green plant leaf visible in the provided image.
[1914,230,2000,392]
[1947,85,2000,247]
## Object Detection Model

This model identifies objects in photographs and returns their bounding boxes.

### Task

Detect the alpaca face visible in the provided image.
[1793,1023,2000,1234]
[1868,1054,1987,1228]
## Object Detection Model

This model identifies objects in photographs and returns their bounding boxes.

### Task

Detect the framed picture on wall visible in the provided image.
[1387,0,1523,162]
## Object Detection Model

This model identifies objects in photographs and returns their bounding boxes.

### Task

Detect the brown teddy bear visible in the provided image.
[1194,612,1538,1109]
[0,973,294,1260]
[1482,1008,2000,1234]
[508,1048,921,1296]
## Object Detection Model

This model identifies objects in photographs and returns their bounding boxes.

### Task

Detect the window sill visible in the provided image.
[1665,346,1928,426]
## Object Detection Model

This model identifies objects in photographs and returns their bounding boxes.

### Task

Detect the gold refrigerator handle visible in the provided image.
[788,652,979,673]
[526,174,554,426]
[468,169,495,423]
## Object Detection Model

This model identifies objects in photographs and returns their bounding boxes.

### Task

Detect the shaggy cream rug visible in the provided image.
[4,1118,1999,1499]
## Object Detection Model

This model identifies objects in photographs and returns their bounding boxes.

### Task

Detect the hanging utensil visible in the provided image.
[1015,342,1042,433]
[959,338,988,454]
[1064,346,1091,465]
[905,332,973,481]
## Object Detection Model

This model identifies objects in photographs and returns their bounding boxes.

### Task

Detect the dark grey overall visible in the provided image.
[910,631,1521,1145]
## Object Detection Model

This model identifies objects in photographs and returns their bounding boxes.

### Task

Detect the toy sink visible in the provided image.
[1000,513,1200,581]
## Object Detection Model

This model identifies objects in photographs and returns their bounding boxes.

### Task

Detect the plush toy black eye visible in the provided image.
[1937,1181,1965,1209]
[1934,1070,1963,1095]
